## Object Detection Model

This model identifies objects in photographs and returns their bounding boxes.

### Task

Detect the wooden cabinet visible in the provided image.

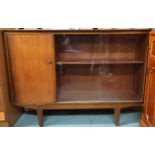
[140,34,155,127]
[5,33,56,106]
[1,29,155,127]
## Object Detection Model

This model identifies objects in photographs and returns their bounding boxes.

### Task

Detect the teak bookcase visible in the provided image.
[0,29,155,127]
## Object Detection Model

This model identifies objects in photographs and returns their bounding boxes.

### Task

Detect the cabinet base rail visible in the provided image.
[30,103,143,127]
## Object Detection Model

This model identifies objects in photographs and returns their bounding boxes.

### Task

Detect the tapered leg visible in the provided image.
[37,109,43,127]
[114,107,121,126]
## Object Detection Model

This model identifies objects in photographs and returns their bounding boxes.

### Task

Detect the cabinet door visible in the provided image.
[144,35,155,126]
[6,33,56,106]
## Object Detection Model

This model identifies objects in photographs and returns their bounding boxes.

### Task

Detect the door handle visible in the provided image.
[47,58,53,64]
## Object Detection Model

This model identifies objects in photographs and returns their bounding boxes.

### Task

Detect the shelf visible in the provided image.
[58,90,142,103]
[57,58,144,65]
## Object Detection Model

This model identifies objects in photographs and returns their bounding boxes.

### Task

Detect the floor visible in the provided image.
[14,110,141,127]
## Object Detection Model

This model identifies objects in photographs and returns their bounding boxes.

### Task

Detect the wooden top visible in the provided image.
[1,28,152,34]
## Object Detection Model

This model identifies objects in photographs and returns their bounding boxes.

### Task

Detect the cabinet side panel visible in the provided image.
[0,31,22,126]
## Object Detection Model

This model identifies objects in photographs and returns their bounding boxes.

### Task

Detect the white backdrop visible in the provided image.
[0,1,154,155]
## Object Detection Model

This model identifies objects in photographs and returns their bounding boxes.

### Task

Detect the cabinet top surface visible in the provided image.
[0,28,152,34]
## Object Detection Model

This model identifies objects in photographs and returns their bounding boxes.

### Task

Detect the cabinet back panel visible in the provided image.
[58,65,134,91]
[145,71,155,125]
[6,33,56,105]
[55,34,147,62]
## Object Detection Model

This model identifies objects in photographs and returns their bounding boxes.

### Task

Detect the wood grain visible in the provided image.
[144,69,155,125]
[140,33,155,127]
[0,31,22,126]
[6,33,56,106]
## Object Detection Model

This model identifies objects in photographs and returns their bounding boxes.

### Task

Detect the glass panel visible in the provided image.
[55,34,147,103]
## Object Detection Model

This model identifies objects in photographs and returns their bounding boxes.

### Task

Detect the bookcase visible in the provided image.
[1,29,155,127]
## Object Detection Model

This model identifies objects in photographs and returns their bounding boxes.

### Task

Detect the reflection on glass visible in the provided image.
[55,34,147,103]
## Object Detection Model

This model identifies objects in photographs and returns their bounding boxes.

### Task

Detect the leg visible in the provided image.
[37,109,43,127]
[114,107,121,126]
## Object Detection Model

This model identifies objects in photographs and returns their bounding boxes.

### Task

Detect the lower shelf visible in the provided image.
[58,90,142,103]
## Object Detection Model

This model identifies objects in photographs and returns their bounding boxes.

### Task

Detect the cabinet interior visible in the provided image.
[55,34,148,103]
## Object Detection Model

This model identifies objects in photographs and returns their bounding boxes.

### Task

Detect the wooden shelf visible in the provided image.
[57,59,144,65]
[58,90,142,103]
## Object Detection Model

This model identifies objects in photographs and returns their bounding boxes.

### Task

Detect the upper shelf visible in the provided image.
[56,50,145,65]
[57,58,144,65]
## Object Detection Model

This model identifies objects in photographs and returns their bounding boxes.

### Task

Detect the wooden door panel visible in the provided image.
[6,33,56,106]
[143,35,155,126]
[148,36,155,67]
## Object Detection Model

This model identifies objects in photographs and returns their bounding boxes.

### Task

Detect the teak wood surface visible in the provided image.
[140,30,155,127]
[0,31,22,127]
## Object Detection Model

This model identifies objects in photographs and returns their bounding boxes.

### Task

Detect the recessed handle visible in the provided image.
[47,58,53,64]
